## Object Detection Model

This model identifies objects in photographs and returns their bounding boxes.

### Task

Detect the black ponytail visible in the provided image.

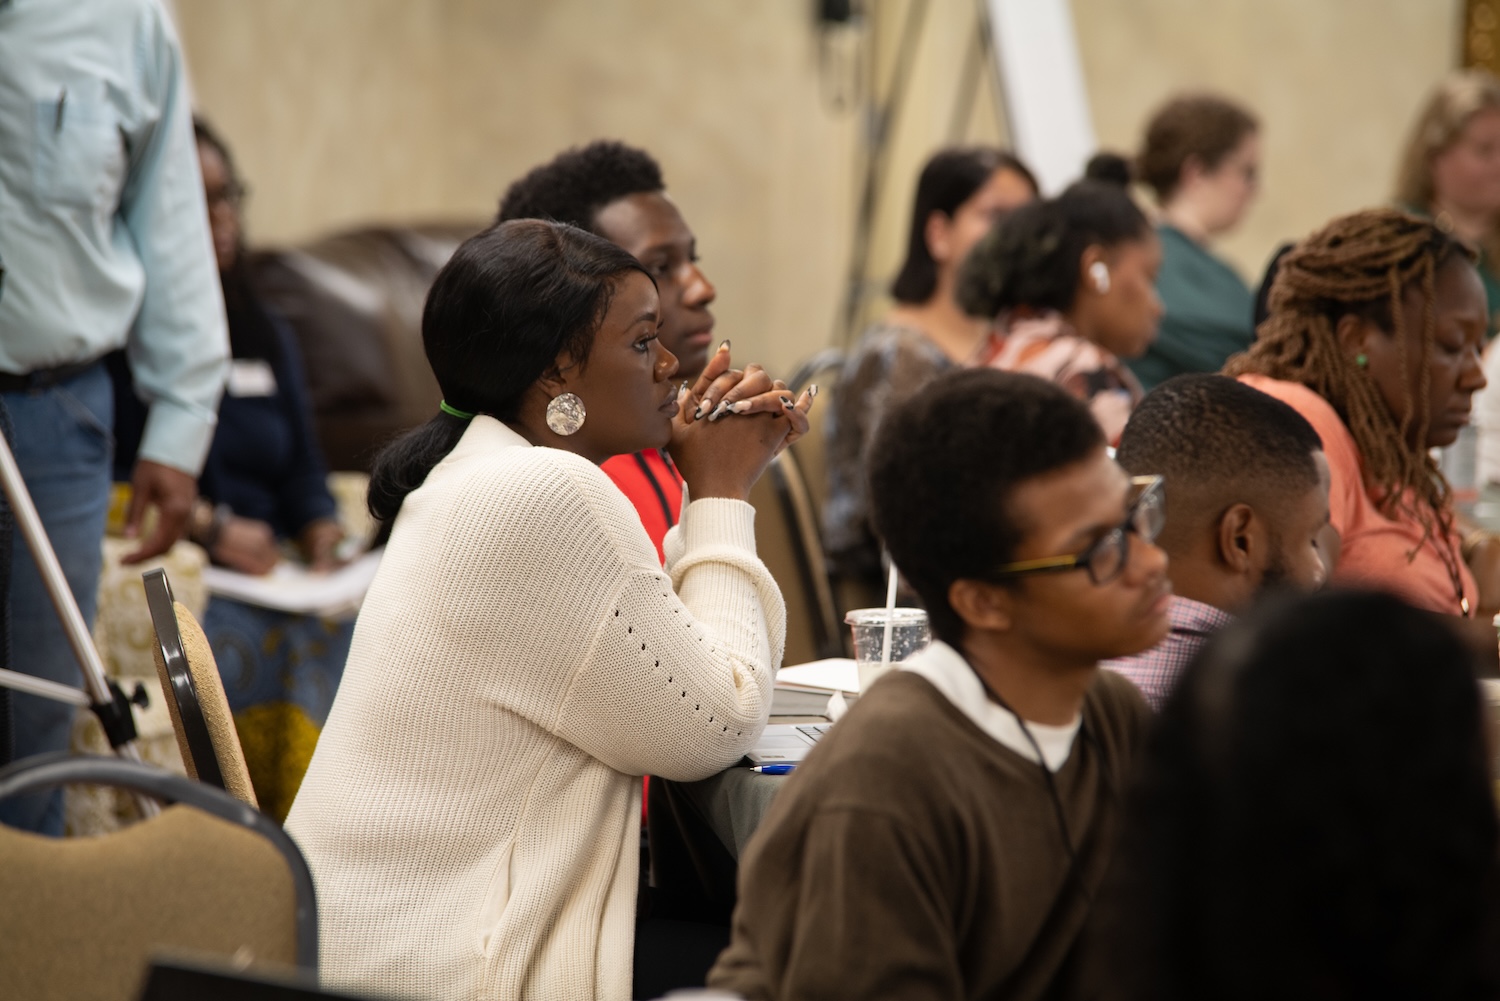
[366,414,470,527]
[1084,151,1134,187]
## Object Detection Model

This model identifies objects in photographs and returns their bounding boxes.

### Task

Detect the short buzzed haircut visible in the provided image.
[869,369,1105,646]
[1116,375,1323,550]
[496,140,664,234]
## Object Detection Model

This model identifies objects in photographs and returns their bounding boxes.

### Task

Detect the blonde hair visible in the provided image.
[1394,69,1500,211]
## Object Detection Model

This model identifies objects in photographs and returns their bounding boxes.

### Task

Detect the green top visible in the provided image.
[1127,224,1255,392]
[1477,248,1500,339]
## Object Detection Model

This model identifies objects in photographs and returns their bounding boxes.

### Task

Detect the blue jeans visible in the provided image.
[0,364,112,834]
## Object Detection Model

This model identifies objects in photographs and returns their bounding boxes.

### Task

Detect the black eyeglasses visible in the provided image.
[990,475,1165,586]
[205,180,248,210]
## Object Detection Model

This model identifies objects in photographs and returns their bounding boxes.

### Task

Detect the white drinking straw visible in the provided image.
[880,560,899,673]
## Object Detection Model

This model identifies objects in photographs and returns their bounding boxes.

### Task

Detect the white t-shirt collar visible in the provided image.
[900,640,1081,772]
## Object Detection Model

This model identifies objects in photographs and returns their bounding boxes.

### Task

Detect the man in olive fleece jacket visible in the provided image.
[709,369,1167,1000]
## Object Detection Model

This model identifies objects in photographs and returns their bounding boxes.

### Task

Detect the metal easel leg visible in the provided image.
[0,418,158,819]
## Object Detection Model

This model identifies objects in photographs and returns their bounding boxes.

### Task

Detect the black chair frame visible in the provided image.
[142,568,226,791]
[765,452,843,660]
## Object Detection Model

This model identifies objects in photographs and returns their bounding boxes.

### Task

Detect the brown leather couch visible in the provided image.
[248,222,483,472]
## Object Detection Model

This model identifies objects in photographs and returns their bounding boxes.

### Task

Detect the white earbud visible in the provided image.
[1088,261,1111,294]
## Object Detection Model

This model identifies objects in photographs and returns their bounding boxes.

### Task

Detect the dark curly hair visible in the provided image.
[1116,374,1323,548]
[868,368,1104,645]
[890,146,1038,305]
[955,178,1150,319]
[1106,589,1500,1000]
[496,140,664,233]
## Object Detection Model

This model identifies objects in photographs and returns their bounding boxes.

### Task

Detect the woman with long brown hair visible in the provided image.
[1226,209,1490,619]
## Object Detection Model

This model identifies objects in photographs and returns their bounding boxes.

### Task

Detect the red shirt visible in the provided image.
[602,449,683,562]
[602,449,684,818]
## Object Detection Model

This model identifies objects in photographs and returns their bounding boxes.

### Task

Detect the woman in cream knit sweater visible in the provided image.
[285,219,811,1001]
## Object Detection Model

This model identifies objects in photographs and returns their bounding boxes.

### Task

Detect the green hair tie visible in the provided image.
[439,400,475,420]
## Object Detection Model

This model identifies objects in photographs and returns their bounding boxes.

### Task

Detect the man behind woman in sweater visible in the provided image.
[710,369,1162,1000]
[286,219,812,1001]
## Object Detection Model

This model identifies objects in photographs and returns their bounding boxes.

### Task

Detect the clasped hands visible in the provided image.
[668,341,816,502]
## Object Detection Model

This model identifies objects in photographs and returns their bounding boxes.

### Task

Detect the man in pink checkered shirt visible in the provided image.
[1103,375,1330,709]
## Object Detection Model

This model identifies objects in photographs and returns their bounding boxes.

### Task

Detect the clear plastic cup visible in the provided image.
[845,607,931,693]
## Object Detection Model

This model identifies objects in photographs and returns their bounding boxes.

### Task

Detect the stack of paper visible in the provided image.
[202,548,384,619]
[776,658,859,694]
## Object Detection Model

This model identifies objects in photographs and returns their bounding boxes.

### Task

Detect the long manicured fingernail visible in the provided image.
[731,400,753,414]
[718,339,731,352]
[677,381,689,403]
[710,401,733,422]
[781,397,794,409]
[808,384,819,398]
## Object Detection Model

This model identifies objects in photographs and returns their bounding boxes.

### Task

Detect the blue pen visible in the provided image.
[750,763,795,775]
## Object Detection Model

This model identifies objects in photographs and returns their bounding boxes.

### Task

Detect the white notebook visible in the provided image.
[201,548,384,618]
[775,658,858,694]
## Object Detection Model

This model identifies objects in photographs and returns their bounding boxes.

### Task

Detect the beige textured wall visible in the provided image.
[1075,0,1462,284]
[174,0,859,377]
[174,0,1462,375]
[858,0,1464,296]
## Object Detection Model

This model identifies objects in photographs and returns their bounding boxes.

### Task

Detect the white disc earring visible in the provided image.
[1089,261,1111,294]
[546,392,587,435]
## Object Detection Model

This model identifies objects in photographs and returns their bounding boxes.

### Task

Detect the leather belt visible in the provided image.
[0,359,100,393]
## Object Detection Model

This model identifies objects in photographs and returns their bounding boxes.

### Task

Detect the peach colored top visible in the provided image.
[989,313,1142,446]
[1239,375,1476,617]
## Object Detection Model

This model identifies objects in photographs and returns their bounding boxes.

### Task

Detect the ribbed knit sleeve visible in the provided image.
[550,480,785,782]
[390,423,783,783]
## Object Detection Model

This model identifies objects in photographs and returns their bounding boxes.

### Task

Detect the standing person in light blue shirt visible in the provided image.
[0,0,229,834]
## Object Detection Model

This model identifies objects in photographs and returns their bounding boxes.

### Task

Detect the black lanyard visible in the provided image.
[963,655,1118,905]
[631,450,677,529]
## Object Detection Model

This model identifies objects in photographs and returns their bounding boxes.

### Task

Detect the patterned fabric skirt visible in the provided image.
[202,596,353,822]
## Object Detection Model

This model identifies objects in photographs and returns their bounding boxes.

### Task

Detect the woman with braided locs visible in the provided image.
[1224,208,1497,633]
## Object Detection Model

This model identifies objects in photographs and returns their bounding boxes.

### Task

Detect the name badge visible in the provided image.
[227,359,277,398]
